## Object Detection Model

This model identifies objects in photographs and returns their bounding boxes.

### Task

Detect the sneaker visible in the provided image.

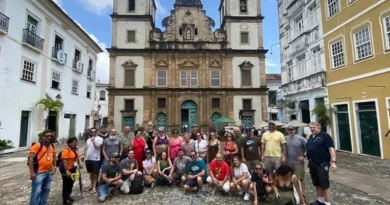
[244,193,250,201]
[210,188,216,195]
[151,181,156,188]
[238,191,244,195]
[309,201,325,205]
[196,190,204,197]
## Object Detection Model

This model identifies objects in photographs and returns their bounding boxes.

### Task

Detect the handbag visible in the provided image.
[292,175,301,204]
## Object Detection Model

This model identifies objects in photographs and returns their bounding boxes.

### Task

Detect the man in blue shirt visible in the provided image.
[306,122,337,205]
[184,150,208,197]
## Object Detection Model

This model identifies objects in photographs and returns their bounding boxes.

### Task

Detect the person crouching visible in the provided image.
[206,153,230,195]
[97,153,123,203]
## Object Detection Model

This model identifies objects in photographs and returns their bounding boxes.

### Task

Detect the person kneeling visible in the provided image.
[184,151,208,197]
[250,163,273,205]
[168,149,191,187]
[143,149,158,187]
[207,153,230,195]
[119,150,142,194]
[231,156,252,201]
[158,152,173,186]
[97,153,123,203]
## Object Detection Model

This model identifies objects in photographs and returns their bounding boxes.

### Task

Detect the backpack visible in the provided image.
[129,174,144,194]
[27,142,55,173]
[56,147,78,171]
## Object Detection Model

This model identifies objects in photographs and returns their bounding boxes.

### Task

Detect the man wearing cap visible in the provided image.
[241,127,262,173]
[261,121,286,174]
[97,152,123,203]
[285,125,307,193]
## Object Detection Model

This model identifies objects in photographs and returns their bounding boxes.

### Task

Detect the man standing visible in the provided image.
[99,125,109,140]
[97,153,123,203]
[285,125,307,193]
[181,133,195,157]
[119,150,142,194]
[184,150,208,197]
[241,127,261,173]
[207,153,230,195]
[169,149,191,186]
[84,127,104,194]
[144,121,157,154]
[307,122,337,205]
[28,130,56,205]
[261,121,286,173]
[190,124,198,140]
[102,129,123,164]
[233,127,244,157]
[119,125,134,161]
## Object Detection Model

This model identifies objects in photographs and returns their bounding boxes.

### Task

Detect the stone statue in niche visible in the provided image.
[185,27,192,40]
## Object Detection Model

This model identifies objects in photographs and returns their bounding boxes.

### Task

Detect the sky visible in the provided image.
[53,0,280,83]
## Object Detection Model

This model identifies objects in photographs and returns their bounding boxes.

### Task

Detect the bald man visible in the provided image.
[207,153,231,194]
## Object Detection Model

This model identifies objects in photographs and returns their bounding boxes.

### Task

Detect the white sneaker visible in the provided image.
[151,181,156,188]
[238,191,244,195]
[211,188,216,195]
[244,192,250,201]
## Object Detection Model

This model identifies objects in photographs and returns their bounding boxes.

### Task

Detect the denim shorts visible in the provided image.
[97,183,115,198]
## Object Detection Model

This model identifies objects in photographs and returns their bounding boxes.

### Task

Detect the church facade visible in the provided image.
[108,0,268,133]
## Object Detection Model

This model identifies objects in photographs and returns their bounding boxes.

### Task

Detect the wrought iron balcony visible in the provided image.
[281,71,326,96]
[72,59,84,73]
[0,12,10,34]
[51,47,67,64]
[22,29,44,51]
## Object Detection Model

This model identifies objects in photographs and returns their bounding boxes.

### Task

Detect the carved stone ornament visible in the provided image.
[175,0,202,7]
[150,28,163,41]
[178,57,199,67]
[239,61,254,70]
[240,23,249,31]
[155,59,169,67]
[214,29,226,42]
[122,59,138,67]
[209,59,222,68]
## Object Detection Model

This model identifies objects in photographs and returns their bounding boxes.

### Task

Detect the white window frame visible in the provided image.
[353,27,373,61]
[326,0,340,18]
[180,70,198,87]
[51,71,61,89]
[71,79,79,95]
[190,71,198,86]
[180,70,188,87]
[383,15,390,50]
[156,70,167,87]
[210,70,221,87]
[21,57,37,83]
[86,84,92,98]
[330,40,345,69]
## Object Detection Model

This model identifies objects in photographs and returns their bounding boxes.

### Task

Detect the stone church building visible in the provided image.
[108,0,268,133]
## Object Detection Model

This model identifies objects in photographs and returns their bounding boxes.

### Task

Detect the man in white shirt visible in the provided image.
[83,127,104,193]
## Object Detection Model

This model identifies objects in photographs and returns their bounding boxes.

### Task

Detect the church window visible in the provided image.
[179,28,183,36]
[128,0,135,12]
[240,0,247,13]
[195,28,198,36]
[240,32,249,44]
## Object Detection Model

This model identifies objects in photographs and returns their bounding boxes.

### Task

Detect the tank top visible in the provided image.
[224,141,236,158]
[159,160,169,170]
[157,135,168,145]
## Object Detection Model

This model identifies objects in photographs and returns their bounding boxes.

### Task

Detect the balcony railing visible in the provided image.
[289,34,309,57]
[51,47,67,64]
[287,0,305,19]
[22,29,44,51]
[0,12,10,34]
[87,66,92,77]
[282,71,326,96]
[72,59,84,73]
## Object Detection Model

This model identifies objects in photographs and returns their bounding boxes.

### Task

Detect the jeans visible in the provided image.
[29,171,52,205]
[61,168,76,201]
[158,169,171,185]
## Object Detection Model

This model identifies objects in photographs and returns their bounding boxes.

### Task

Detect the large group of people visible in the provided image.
[28,120,337,205]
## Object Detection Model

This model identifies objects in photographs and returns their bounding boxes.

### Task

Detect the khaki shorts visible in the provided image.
[290,163,305,181]
[246,159,260,173]
[264,157,282,173]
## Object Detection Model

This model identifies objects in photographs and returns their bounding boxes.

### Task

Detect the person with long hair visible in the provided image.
[231,156,252,201]
[207,131,220,164]
[143,149,158,187]
[132,129,146,171]
[272,163,306,205]
[60,137,80,205]
[195,132,208,162]
[158,152,173,186]
[169,129,182,162]
[224,132,238,166]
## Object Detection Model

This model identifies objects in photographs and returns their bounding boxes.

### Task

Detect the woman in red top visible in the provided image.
[132,129,146,171]
[224,133,238,166]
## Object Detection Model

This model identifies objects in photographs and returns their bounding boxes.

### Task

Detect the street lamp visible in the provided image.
[55,94,62,101]
[269,43,280,55]
[97,104,101,110]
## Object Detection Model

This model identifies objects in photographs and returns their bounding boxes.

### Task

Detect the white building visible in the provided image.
[94,83,109,127]
[266,74,281,121]
[0,0,103,152]
[277,0,328,124]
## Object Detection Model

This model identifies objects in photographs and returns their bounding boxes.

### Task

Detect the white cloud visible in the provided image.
[265,58,279,68]
[155,0,169,18]
[88,34,109,84]
[80,0,113,15]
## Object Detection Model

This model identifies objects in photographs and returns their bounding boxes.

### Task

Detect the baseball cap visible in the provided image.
[287,125,295,130]
[144,149,151,154]
[245,127,251,130]
[110,152,120,158]
[269,120,276,125]
[192,124,198,127]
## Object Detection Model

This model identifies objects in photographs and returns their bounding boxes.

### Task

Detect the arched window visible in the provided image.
[99,90,106,101]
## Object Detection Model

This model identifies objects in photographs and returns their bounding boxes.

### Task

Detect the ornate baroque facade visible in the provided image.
[108,0,267,133]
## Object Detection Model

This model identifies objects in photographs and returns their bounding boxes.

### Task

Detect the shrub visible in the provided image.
[0,139,13,151]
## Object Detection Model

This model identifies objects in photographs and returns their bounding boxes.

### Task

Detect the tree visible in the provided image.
[312,103,333,131]
[36,98,64,139]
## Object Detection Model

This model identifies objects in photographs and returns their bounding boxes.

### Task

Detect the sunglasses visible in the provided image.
[256,168,262,170]
[158,131,164,133]
[114,156,120,158]
[91,131,96,133]
[190,155,196,157]
[45,135,53,138]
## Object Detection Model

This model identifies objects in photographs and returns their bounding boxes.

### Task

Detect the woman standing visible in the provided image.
[169,129,182,162]
[273,163,305,205]
[60,137,80,205]
[143,149,158,187]
[158,152,172,186]
[132,129,146,171]
[231,156,252,201]
[223,133,238,166]
[153,127,170,159]
[207,132,220,163]
[194,132,208,162]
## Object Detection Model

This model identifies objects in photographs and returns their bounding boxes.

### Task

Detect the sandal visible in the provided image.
[91,190,97,194]
[86,187,93,191]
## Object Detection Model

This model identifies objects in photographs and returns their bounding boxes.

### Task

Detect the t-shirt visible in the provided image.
[181,141,195,157]
[195,140,208,157]
[119,133,133,155]
[100,163,122,184]
[120,158,138,180]
[103,137,122,157]
[251,169,271,182]
[30,142,56,173]
[261,131,286,157]
[142,157,156,173]
[242,136,261,161]
[85,136,104,161]
[188,159,207,177]
[234,163,251,179]
[306,132,334,164]
[285,135,307,164]
[173,156,191,175]
[61,147,79,170]
[209,159,230,181]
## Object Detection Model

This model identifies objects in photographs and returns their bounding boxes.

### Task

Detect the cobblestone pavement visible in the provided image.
[0,147,389,204]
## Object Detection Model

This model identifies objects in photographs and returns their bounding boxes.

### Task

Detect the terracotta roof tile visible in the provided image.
[266,74,281,80]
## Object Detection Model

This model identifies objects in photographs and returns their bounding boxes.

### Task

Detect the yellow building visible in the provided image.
[321,0,390,159]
